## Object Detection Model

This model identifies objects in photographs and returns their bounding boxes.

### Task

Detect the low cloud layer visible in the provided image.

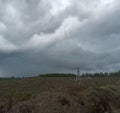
[0,0,120,77]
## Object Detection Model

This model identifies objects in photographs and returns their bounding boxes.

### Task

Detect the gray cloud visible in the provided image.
[0,0,120,77]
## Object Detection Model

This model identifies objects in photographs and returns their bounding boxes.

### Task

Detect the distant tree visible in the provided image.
[104,72,108,77]
[10,76,15,79]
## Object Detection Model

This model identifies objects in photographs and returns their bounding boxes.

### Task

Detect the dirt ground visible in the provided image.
[0,76,120,113]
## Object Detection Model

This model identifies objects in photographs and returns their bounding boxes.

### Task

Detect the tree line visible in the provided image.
[81,70,120,77]
[1,70,120,79]
[39,70,120,77]
[39,73,76,77]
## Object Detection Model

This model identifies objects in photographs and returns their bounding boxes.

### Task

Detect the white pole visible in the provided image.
[75,67,80,86]
[77,67,80,86]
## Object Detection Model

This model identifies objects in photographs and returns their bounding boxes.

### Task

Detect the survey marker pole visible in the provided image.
[75,67,80,86]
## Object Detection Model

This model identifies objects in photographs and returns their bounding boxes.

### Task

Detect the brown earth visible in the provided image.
[0,77,120,113]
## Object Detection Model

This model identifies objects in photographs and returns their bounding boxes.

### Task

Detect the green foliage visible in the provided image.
[5,91,35,101]
[39,73,76,77]
[81,70,120,77]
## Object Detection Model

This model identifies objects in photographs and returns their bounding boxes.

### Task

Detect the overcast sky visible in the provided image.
[0,0,120,77]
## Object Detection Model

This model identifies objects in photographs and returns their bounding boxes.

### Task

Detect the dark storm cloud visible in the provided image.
[0,0,120,77]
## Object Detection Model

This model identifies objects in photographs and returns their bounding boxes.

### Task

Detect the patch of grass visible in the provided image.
[57,96,71,106]
[15,92,33,101]
[1,90,37,101]
[19,104,37,113]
